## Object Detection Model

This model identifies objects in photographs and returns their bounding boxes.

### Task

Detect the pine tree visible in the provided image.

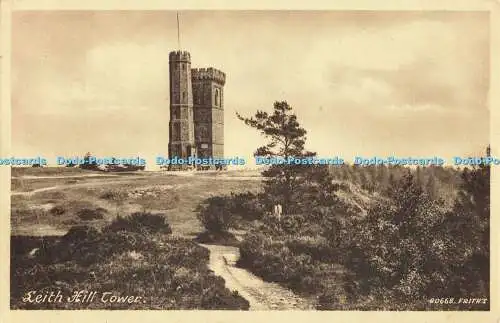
[375,164,388,192]
[425,174,439,200]
[415,166,424,188]
[237,101,337,213]
[358,168,368,190]
[385,172,396,197]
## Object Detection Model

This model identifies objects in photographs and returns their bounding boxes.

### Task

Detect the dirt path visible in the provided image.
[12,174,119,179]
[11,177,147,196]
[199,243,315,310]
[12,172,261,197]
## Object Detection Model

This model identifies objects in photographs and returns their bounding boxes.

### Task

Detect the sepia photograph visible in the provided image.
[8,9,492,312]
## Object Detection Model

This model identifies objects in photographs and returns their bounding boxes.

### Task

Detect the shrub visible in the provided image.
[196,196,234,233]
[260,212,320,236]
[196,193,265,234]
[285,236,337,263]
[100,190,126,201]
[230,192,265,221]
[62,225,100,243]
[238,230,339,295]
[76,207,106,220]
[49,205,66,216]
[195,230,240,247]
[316,285,349,310]
[104,212,172,235]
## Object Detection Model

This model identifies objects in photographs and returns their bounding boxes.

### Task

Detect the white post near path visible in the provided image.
[273,204,283,229]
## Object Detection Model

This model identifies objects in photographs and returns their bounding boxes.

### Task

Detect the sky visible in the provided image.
[12,11,490,169]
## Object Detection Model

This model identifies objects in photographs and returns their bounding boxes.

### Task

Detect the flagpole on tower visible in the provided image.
[177,11,181,50]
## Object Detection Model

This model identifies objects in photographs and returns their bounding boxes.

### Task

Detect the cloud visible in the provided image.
[85,41,169,101]
[384,103,448,113]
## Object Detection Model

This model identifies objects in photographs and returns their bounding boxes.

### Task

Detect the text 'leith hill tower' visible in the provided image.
[168,50,226,167]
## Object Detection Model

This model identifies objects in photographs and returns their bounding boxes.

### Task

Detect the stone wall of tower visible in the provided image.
[192,68,225,159]
[168,51,195,160]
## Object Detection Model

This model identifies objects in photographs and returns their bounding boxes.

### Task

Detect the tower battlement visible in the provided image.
[169,50,191,63]
[191,67,226,85]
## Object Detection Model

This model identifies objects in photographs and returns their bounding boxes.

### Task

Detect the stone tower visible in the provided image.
[168,50,196,160]
[192,68,226,160]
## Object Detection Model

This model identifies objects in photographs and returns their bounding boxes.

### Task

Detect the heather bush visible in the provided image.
[104,212,172,235]
[49,205,66,216]
[11,226,249,310]
[76,207,106,220]
[99,189,127,201]
[237,230,339,295]
[285,236,336,263]
[196,196,234,233]
[194,230,239,246]
[196,192,265,234]
[230,192,265,221]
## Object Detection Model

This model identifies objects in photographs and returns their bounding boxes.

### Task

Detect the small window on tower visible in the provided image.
[182,92,186,101]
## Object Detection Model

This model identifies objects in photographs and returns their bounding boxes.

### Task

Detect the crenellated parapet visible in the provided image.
[169,50,191,63]
[191,67,226,85]
[169,49,225,162]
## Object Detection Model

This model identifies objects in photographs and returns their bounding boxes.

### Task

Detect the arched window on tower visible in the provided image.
[215,88,220,107]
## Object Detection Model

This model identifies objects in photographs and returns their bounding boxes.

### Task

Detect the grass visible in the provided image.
[36,190,67,203]
[10,169,263,309]
[10,166,112,177]
[11,170,261,236]
[11,199,111,234]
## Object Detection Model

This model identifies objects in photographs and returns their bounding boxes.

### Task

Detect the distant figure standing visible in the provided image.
[273,204,283,222]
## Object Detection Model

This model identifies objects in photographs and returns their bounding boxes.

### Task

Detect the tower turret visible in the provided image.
[168,50,196,163]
